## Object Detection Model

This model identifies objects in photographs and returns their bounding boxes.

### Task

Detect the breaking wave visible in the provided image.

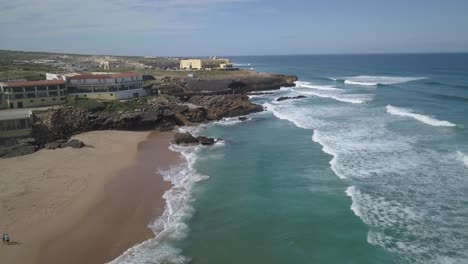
[216,117,251,126]
[298,90,372,104]
[386,105,456,127]
[336,75,426,86]
[295,81,343,91]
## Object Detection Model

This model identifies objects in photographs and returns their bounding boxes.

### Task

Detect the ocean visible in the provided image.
[111,54,468,264]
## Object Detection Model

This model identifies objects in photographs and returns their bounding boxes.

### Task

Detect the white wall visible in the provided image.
[69,75,142,85]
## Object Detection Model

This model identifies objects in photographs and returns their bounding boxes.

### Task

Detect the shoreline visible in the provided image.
[0,130,181,264]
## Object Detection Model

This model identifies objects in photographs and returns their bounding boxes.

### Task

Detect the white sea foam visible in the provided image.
[345,185,468,263]
[294,81,343,91]
[109,144,209,264]
[216,117,251,126]
[386,105,456,127]
[456,151,468,168]
[264,89,468,263]
[339,75,426,86]
[298,90,371,104]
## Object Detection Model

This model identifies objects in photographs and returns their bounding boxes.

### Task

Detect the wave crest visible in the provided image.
[386,105,456,127]
[295,81,343,91]
[336,75,425,86]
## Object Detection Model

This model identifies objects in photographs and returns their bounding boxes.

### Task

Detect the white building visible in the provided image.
[67,73,146,100]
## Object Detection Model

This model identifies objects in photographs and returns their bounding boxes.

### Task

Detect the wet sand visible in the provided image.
[0,131,180,264]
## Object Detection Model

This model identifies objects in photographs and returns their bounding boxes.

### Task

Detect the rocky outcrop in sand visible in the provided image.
[172,132,216,146]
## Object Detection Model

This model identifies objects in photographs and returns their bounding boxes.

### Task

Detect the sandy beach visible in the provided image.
[0,130,180,264]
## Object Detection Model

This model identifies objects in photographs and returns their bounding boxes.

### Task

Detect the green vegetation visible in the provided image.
[0,49,253,82]
[66,98,150,113]
[66,99,105,112]
[101,100,144,112]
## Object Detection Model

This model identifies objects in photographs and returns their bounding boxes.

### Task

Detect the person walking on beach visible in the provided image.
[2,233,10,245]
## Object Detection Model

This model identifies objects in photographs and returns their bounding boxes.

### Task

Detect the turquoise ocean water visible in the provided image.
[112,54,468,264]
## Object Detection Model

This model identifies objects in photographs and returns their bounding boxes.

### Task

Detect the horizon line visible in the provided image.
[1,48,468,58]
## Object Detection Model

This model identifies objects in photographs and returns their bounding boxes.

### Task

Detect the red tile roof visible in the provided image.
[69,72,141,80]
[4,80,65,87]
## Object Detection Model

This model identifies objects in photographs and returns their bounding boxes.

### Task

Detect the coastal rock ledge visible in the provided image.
[173,132,217,146]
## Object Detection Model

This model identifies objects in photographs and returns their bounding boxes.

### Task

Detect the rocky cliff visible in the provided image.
[149,72,297,95]
[27,94,263,147]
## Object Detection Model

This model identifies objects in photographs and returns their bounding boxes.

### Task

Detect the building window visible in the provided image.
[6,120,16,130]
[60,98,66,101]
[17,119,29,130]
[25,87,35,92]
[37,86,47,91]
[27,93,36,98]
[49,91,58,96]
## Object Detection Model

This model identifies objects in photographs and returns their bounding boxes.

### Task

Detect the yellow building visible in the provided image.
[0,80,67,109]
[180,58,233,70]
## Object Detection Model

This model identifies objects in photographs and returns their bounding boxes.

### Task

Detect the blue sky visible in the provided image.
[1,0,467,56]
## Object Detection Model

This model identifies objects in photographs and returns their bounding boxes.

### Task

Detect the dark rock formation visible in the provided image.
[172,133,217,146]
[60,139,85,149]
[197,136,215,145]
[0,143,36,159]
[146,72,298,96]
[173,132,199,145]
[183,73,298,94]
[238,116,248,121]
[276,95,307,102]
[247,92,275,96]
[187,95,263,120]
[45,141,64,150]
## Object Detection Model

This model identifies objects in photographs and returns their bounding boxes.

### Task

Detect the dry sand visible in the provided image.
[0,130,180,264]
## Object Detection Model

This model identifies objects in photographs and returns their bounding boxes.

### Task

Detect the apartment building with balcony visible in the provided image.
[0,80,67,109]
[67,72,146,100]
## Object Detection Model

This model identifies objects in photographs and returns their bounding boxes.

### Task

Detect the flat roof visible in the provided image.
[4,80,66,88]
[0,109,33,121]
